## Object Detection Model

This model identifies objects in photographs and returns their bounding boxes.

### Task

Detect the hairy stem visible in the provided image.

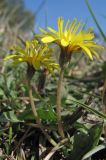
[56,67,65,138]
[28,80,57,146]
[29,81,41,124]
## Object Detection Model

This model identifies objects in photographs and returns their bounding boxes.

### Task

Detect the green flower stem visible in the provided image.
[56,66,65,138]
[28,80,57,147]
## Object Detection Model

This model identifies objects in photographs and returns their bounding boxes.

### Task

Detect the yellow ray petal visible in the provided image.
[47,27,57,35]
[72,21,81,34]
[67,18,77,40]
[91,49,100,59]
[39,27,48,34]
[79,45,93,60]
[4,55,18,60]
[58,17,64,36]
[41,36,55,43]
[64,19,70,32]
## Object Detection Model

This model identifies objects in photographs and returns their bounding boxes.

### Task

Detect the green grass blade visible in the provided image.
[9,126,12,145]
[85,0,106,41]
[71,98,106,120]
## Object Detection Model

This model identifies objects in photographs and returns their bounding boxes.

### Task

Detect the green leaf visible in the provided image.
[18,105,56,122]
[0,88,5,97]
[3,111,23,122]
[18,108,35,121]
[74,122,88,133]
[37,105,56,122]
[70,123,103,160]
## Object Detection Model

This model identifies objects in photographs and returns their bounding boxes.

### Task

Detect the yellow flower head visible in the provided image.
[38,17,103,61]
[4,40,59,73]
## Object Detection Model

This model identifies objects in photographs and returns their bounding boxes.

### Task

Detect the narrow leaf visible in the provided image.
[85,0,106,41]
[71,98,106,120]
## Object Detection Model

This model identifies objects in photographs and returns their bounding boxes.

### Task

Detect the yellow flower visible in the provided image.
[38,17,103,61]
[4,40,59,72]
